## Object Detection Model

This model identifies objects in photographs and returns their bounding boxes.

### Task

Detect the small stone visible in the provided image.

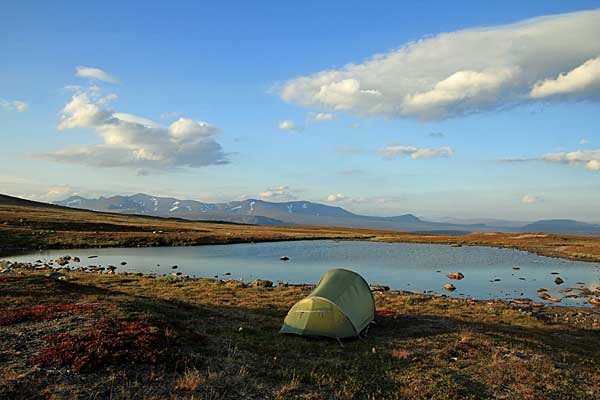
[554,277,564,285]
[280,256,290,261]
[249,279,273,288]
[46,271,66,280]
[172,265,178,269]
[370,284,390,292]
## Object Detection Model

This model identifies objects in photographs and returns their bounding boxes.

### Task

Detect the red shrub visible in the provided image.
[0,276,24,283]
[31,319,168,373]
[0,304,96,326]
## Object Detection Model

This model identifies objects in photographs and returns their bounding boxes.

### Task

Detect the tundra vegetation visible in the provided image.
[1,196,600,399]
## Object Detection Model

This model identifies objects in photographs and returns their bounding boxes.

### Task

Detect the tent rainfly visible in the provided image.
[280,268,375,339]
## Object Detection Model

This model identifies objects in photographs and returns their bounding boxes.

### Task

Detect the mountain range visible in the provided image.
[52,193,600,235]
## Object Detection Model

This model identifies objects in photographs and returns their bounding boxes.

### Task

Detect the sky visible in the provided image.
[1,1,600,221]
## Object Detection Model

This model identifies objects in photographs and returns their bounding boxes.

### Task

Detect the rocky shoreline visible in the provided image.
[3,253,600,331]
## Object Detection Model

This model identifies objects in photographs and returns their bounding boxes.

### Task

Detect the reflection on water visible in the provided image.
[4,240,600,306]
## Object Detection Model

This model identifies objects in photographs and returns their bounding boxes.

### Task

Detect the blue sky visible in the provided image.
[1,1,600,221]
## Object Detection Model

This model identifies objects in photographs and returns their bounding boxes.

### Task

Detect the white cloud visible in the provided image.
[111,112,161,128]
[580,138,590,145]
[0,99,29,112]
[278,120,300,131]
[521,194,543,204]
[501,149,600,171]
[308,112,336,123]
[378,145,453,159]
[76,66,118,83]
[257,185,296,201]
[13,185,76,202]
[326,193,346,202]
[530,57,600,98]
[280,9,600,120]
[33,91,228,172]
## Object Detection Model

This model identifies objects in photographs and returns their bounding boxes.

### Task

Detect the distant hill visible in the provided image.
[54,193,469,233]
[0,194,65,209]
[2,192,599,235]
[519,219,600,234]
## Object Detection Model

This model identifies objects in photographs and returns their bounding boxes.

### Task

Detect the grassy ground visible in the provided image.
[2,197,600,398]
[1,270,599,399]
[2,201,600,263]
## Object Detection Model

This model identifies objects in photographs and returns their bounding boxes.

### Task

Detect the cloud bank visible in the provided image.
[280,9,600,120]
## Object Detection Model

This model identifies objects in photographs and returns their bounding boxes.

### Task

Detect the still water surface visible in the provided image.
[5,240,600,306]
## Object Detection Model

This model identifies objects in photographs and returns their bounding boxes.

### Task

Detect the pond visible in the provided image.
[4,240,600,306]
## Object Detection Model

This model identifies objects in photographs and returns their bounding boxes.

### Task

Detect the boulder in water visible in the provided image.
[443,283,456,292]
[446,272,464,280]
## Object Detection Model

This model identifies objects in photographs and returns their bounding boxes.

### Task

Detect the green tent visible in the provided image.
[280,268,375,339]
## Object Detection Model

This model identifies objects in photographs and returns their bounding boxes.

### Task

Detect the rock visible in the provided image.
[280,256,290,261]
[512,266,520,270]
[550,272,560,275]
[73,257,80,263]
[224,272,231,276]
[531,302,545,308]
[451,243,462,247]
[120,261,127,266]
[370,284,390,292]
[106,266,117,274]
[46,271,66,280]
[538,292,551,300]
[547,296,562,303]
[249,279,273,288]
[554,277,564,285]
[537,287,549,292]
[512,298,531,305]
[88,255,98,259]
[443,283,456,292]
[446,272,464,280]
[172,265,178,270]
[590,298,600,307]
